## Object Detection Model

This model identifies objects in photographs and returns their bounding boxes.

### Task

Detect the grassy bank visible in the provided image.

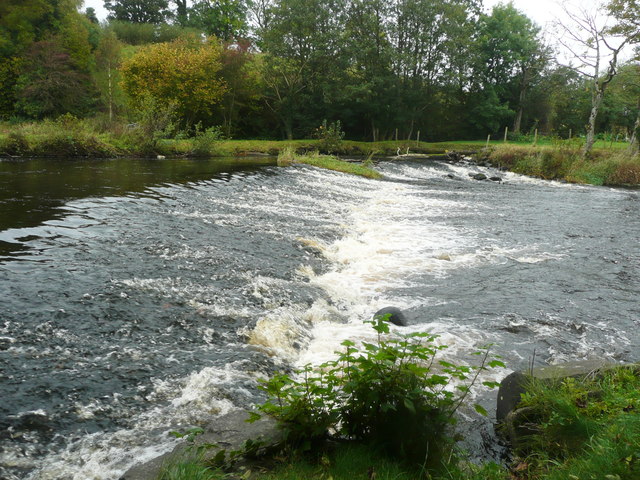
[278,148,382,179]
[0,119,513,159]
[3,119,639,186]
[484,143,640,186]
[158,365,640,480]
[0,119,486,159]
[508,365,640,480]
[160,443,507,480]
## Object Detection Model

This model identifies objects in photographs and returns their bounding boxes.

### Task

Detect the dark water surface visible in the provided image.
[0,157,638,479]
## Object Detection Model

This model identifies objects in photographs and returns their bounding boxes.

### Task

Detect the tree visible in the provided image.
[15,38,92,118]
[607,0,640,42]
[185,0,248,40]
[607,0,640,154]
[342,0,394,140]
[259,0,349,138]
[217,40,263,137]
[95,29,123,121]
[85,7,99,23]
[474,3,547,135]
[389,0,480,140]
[104,0,172,24]
[556,3,628,156]
[120,36,227,126]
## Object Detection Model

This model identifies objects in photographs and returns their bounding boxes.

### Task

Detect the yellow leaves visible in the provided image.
[120,36,227,122]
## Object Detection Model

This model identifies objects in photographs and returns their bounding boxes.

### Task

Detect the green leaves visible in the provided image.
[255,317,506,463]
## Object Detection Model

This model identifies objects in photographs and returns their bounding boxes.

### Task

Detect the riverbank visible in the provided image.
[483,144,640,187]
[2,120,639,186]
[0,119,484,159]
[147,362,640,480]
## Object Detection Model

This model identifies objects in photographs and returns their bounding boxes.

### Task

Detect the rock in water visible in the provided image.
[472,173,487,181]
[373,307,408,326]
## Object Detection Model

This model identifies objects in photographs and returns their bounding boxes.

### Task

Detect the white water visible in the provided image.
[8,160,639,479]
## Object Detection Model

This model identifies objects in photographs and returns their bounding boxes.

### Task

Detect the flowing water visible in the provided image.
[0,156,638,479]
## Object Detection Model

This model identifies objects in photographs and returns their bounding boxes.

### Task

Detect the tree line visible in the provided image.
[1,0,639,146]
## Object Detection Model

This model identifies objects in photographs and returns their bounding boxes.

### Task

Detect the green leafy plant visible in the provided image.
[313,120,345,154]
[254,316,503,470]
[191,124,224,156]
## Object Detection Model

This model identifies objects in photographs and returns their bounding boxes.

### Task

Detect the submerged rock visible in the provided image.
[373,306,408,326]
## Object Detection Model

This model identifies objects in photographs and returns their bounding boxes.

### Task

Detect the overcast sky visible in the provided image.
[81,0,607,32]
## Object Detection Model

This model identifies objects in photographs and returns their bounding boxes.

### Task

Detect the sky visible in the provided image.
[82,0,605,26]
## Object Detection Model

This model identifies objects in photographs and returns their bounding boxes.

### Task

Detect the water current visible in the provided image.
[0,156,638,479]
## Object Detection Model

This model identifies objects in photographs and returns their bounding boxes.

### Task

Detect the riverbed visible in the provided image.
[1,156,638,479]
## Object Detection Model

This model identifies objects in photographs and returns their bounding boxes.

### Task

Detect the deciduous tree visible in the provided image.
[120,36,227,126]
[104,0,172,24]
[556,3,627,156]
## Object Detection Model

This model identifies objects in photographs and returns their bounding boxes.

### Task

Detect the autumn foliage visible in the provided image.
[121,36,226,126]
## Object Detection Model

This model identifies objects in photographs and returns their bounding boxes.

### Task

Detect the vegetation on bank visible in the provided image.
[0,117,485,159]
[155,325,640,480]
[3,117,640,186]
[2,1,640,151]
[484,143,640,186]
[508,365,640,480]
[277,147,382,179]
[158,317,508,480]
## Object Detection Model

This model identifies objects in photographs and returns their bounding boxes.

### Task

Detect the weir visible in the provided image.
[0,157,638,479]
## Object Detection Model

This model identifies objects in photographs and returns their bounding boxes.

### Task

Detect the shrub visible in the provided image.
[191,124,224,156]
[313,120,345,154]
[1,131,29,155]
[607,159,640,185]
[254,317,503,471]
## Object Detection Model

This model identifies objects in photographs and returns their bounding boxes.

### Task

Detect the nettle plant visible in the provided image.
[253,316,504,468]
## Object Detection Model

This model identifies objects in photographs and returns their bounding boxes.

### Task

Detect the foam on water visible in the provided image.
[4,159,638,478]
[23,362,262,480]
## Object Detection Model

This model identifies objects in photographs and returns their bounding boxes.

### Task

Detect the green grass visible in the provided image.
[275,147,381,178]
[156,443,509,480]
[293,152,382,179]
[510,366,640,480]
[2,120,639,186]
[485,143,640,186]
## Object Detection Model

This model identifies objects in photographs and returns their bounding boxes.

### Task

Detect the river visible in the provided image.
[0,156,638,479]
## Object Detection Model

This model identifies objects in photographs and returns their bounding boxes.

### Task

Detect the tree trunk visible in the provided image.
[513,67,529,134]
[628,99,640,156]
[284,117,293,140]
[107,61,113,123]
[583,88,605,157]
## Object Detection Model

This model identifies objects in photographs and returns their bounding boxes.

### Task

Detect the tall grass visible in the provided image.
[486,144,640,186]
[512,366,640,480]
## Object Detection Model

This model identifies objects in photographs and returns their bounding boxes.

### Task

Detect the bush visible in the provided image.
[1,131,29,155]
[254,317,503,471]
[313,120,345,154]
[191,124,224,156]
